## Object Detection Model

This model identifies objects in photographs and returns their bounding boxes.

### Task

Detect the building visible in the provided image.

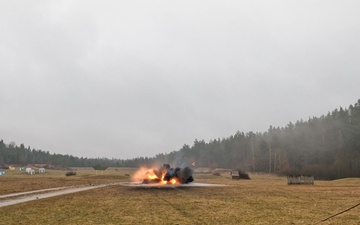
[231,170,240,179]
[26,167,32,173]
[8,166,16,171]
[39,168,46,173]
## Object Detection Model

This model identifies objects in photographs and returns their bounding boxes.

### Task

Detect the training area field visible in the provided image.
[0,168,359,224]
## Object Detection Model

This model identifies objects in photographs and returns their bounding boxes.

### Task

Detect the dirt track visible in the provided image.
[0,183,121,208]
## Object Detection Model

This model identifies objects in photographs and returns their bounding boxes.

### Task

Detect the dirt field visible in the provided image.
[1,168,360,224]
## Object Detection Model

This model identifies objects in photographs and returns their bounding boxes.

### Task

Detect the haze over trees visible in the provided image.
[1,99,360,180]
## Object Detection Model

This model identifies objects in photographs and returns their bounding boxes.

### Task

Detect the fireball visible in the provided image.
[131,164,193,185]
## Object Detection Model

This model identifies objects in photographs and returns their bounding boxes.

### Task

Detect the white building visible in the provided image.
[39,168,45,173]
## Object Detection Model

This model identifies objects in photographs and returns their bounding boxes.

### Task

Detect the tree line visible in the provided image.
[0,141,148,168]
[1,99,360,179]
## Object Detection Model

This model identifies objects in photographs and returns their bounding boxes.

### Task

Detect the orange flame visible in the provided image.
[132,167,180,185]
[170,179,178,185]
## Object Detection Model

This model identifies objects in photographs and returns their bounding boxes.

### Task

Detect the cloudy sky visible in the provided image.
[1,1,360,159]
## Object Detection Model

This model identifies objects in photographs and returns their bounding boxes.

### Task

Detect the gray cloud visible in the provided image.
[1,1,360,159]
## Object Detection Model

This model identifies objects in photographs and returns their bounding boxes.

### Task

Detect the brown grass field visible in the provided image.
[0,168,360,225]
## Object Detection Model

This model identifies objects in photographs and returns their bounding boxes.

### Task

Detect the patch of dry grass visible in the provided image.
[0,168,134,195]
[1,171,360,224]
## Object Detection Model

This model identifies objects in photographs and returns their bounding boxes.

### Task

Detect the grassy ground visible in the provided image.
[1,169,360,224]
[0,168,134,195]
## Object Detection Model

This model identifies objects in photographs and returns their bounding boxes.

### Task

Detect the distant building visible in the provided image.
[26,167,32,173]
[231,170,240,179]
[9,166,16,171]
[39,168,45,173]
[26,167,36,175]
[0,170,5,176]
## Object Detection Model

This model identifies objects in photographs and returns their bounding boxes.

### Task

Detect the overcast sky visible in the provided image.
[1,1,360,159]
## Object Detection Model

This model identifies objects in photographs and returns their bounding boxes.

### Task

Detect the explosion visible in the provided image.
[132,164,194,185]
